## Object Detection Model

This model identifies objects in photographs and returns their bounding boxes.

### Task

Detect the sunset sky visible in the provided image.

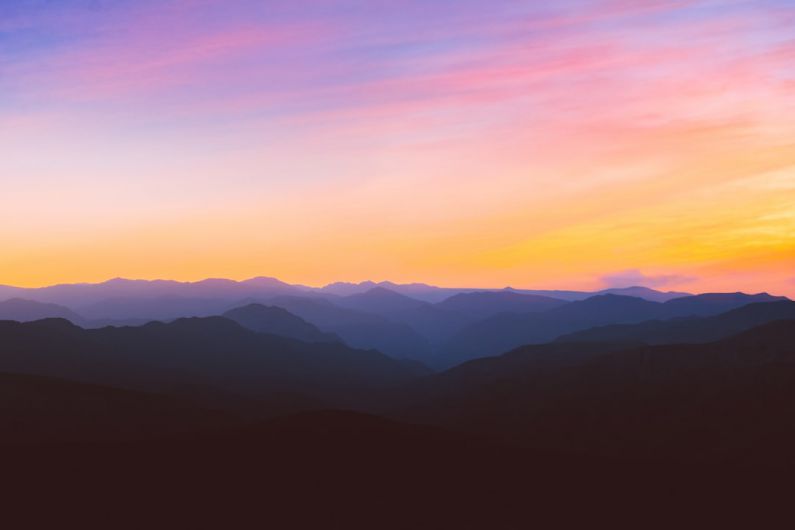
[2,0,794,295]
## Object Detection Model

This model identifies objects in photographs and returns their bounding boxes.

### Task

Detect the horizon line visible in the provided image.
[0,275,767,296]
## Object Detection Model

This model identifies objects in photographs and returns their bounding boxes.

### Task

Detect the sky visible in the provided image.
[1,0,794,295]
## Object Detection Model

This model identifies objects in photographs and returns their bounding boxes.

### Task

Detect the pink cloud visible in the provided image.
[601,269,698,289]
[6,0,794,153]
[38,25,330,102]
[3,1,335,105]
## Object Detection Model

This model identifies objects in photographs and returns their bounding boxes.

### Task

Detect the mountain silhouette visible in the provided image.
[548,293,662,320]
[434,290,568,320]
[658,292,786,317]
[319,281,474,302]
[594,285,690,302]
[320,280,381,296]
[439,292,789,367]
[2,276,775,313]
[0,298,86,324]
[335,287,426,315]
[0,277,309,311]
[1,292,793,527]
[386,303,472,344]
[78,295,229,321]
[0,371,233,443]
[394,320,795,461]
[257,295,433,360]
[439,294,664,367]
[332,287,470,344]
[558,300,795,345]
[223,303,340,343]
[317,280,693,303]
[0,317,426,413]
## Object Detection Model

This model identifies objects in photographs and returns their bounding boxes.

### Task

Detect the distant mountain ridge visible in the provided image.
[335,287,428,315]
[0,298,86,325]
[558,300,795,345]
[0,277,699,307]
[435,291,568,319]
[318,281,693,303]
[245,295,434,360]
[438,292,788,367]
[1,278,788,369]
[0,277,310,308]
[594,286,690,302]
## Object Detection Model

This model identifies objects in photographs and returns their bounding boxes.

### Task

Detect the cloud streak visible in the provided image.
[601,270,698,289]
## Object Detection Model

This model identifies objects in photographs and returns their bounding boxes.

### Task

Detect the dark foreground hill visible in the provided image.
[2,409,789,529]
[0,371,233,443]
[1,319,794,527]
[395,320,795,461]
[0,317,425,415]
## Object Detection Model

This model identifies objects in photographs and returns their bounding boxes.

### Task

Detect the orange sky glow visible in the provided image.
[1,0,793,295]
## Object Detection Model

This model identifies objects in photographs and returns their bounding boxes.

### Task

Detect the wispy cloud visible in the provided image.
[601,269,697,289]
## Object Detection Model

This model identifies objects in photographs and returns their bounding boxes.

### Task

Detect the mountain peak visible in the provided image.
[242,276,292,287]
[22,317,82,332]
[223,304,339,343]
[0,298,85,325]
[596,286,691,302]
[336,287,426,315]
[361,286,409,297]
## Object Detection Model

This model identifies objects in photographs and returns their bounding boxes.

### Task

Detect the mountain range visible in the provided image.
[0,277,792,527]
[558,300,795,345]
[0,317,425,416]
[384,320,795,463]
[0,276,690,309]
[438,291,786,367]
[0,279,788,367]
[223,303,341,344]
[3,308,794,461]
